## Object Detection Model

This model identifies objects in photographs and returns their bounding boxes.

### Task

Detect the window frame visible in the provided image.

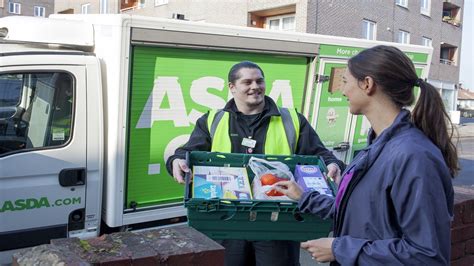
[420,0,431,16]
[397,30,410,44]
[362,19,377,40]
[422,36,432,47]
[100,0,108,14]
[8,2,21,14]
[0,71,76,158]
[265,14,296,32]
[34,6,46,17]
[396,0,408,8]
[81,3,91,14]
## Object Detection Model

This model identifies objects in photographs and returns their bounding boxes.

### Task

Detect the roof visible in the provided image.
[0,16,94,49]
[458,88,474,100]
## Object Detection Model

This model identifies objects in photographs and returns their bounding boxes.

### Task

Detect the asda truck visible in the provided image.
[0,14,432,262]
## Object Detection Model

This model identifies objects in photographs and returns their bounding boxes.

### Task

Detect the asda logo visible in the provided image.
[0,197,81,213]
[136,77,295,129]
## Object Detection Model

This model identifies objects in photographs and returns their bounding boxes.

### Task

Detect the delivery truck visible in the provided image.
[0,14,432,263]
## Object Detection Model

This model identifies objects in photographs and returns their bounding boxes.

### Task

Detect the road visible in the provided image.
[453,121,474,186]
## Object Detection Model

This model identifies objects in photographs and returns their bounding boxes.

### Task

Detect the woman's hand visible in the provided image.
[301,238,336,263]
[273,180,304,201]
[327,163,342,185]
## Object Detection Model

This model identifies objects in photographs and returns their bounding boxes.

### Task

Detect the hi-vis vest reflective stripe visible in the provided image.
[207,108,300,155]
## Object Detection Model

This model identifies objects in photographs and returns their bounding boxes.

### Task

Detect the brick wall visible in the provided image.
[13,186,473,265]
[13,225,224,266]
[451,186,474,266]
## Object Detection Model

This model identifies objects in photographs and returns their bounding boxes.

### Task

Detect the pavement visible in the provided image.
[299,122,474,266]
[453,122,474,187]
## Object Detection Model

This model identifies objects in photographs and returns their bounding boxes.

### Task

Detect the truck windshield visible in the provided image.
[0,72,74,156]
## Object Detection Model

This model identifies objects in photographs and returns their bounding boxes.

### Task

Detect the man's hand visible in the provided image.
[172,159,190,184]
[273,180,304,201]
[326,163,341,185]
[301,238,336,263]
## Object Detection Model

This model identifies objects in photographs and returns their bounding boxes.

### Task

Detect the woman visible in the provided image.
[275,45,457,265]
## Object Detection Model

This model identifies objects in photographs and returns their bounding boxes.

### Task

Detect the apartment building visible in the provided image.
[117,0,465,113]
[0,0,54,17]
[54,0,463,113]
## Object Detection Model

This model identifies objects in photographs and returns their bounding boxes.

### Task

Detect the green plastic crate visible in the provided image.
[184,151,337,241]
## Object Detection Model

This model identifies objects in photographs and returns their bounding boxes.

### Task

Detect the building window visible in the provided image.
[81,3,90,14]
[397,30,410,44]
[422,37,432,47]
[420,0,431,16]
[120,0,144,11]
[440,43,458,66]
[442,2,461,26]
[155,0,168,6]
[265,14,295,32]
[34,6,46,17]
[362,20,376,40]
[100,0,108,14]
[8,2,21,14]
[396,0,408,8]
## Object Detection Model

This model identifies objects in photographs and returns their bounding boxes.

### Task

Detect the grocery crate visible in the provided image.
[184,151,337,241]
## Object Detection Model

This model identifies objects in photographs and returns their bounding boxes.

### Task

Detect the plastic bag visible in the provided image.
[248,157,295,201]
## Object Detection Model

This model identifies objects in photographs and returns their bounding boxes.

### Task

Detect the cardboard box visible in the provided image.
[193,166,252,200]
[295,165,333,196]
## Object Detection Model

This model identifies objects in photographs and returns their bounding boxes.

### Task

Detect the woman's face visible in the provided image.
[342,68,368,115]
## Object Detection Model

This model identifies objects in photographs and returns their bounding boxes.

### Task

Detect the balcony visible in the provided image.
[248,4,296,31]
[440,43,458,66]
[442,2,462,27]
[440,58,455,65]
[120,0,145,12]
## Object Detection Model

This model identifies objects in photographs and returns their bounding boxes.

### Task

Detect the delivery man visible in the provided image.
[166,61,344,266]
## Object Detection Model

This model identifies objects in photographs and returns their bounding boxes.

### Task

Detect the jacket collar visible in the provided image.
[367,109,412,146]
[354,109,413,171]
[223,96,281,117]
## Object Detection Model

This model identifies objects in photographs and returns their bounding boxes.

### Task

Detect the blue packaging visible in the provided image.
[294,165,333,196]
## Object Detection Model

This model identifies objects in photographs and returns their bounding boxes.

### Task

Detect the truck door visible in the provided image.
[311,59,353,163]
[0,66,87,253]
[312,60,427,163]
[346,66,425,161]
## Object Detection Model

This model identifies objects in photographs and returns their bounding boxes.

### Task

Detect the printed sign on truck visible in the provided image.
[127,46,310,208]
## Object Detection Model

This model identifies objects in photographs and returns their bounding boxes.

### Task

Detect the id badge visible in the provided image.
[241,137,256,148]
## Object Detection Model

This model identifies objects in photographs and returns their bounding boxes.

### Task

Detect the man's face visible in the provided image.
[229,68,266,110]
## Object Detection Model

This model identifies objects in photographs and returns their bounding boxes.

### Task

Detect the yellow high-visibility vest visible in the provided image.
[207,107,300,155]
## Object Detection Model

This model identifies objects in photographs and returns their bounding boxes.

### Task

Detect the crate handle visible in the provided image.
[249,201,280,212]
[249,211,257,221]
[197,202,217,212]
[292,212,305,222]
[270,211,279,222]
[220,210,238,221]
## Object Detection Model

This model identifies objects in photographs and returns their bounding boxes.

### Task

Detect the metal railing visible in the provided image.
[440,58,455,65]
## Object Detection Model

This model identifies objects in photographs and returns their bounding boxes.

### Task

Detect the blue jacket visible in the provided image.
[298,110,454,265]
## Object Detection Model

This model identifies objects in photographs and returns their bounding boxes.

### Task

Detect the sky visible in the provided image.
[460,0,474,91]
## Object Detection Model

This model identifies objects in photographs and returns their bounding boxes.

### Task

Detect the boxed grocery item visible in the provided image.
[193,166,252,200]
[295,165,333,196]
